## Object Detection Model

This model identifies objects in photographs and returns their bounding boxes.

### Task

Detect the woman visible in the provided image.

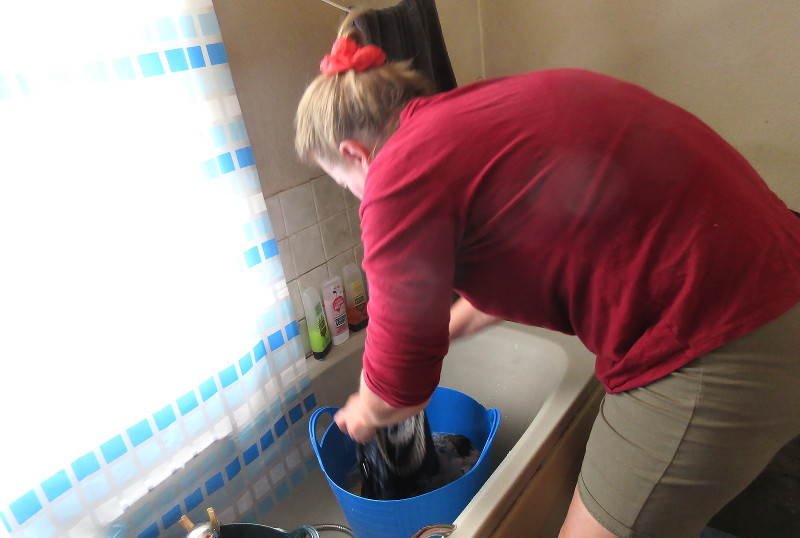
[295,26,800,538]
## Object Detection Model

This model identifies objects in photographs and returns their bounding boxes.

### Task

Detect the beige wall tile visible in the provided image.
[289,225,324,275]
[312,175,346,221]
[319,212,353,259]
[281,184,317,235]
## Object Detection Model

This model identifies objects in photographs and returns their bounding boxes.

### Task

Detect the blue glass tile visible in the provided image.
[239,353,253,375]
[138,53,165,77]
[263,446,279,466]
[199,454,219,477]
[206,473,224,496]
[81,473,109,504]
[229,120,248,142]
[256,361,272,382]
[256,215,272,238]
[257,495,275,517]
[138,440,162,468]
[288,404,303,425]
[161,426,185,451]
[138,522,159,538]
[162,505,182,529]
[205,395,224,420]
[184,488,203,512]
[178,15,197,38]
[243,222,255,242]
[177,391,199,415]
[300,375,312,392]
[255,410,269,432]
[225,457,242,481]
[206,42,228,65]
[303,393,317,413]
[261,309,279,330]
[164,48,189,73]
[253,340,267,361]
[199,377,218,401]
[290,468,305,487]
[112,57,136,81]
[127,420,154,447]
[156,17,178,41]
[111,459,137,485]
[219,364,238,388]
[244,246,261,268]
[84,62,109,83]
[217,152,235,174]
[23,515,55,538]
[10,490,42,525]
[41,470,71,502]
[285,321,300,341]
[198,13,221,36]
[0,76,11,100]
[221,439,237,459]
[200,158,220,179]
[243,370,259,395]
[267,330,284,351]
[261,239,279,259]
[153,404,177,431]
[51,493,82,524]
[260,430,275,451]
[279,300,293,320]
[274,348,290,370]
[186,46,205,68]
[270,399,284,419]
[71,451,101,481]
[243,444,259,465]
[215,68,235,91]
[225,384,245,407]
[275,482,291,501]
[100,435,128,464]
[241,510,258,524]
[235,146,255,168]
[211,125,227,147]
[284,386,299,404]
[184,411,206,435]
[274,416,289,438]
[156,486,179,514]
[16,74,30,96]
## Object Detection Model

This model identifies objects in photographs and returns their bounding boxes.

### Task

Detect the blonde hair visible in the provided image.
[295,11,433,164]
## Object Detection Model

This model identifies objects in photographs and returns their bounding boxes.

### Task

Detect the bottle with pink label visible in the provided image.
[322,275,350,345]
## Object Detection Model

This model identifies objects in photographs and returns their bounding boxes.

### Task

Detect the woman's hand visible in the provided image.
[334,372,429,443]
[449,297,501,341]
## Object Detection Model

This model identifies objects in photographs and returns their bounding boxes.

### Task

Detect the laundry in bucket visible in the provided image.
[347,410,479,500]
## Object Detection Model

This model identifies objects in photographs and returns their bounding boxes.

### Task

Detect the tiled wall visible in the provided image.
[265,175,364,357]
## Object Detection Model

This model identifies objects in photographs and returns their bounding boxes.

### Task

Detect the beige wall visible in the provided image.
[478,0,800,208]
[213,0,482,356]
[214,0,482,199]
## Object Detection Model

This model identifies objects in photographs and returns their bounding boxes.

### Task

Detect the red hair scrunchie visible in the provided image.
[320,36,387,75]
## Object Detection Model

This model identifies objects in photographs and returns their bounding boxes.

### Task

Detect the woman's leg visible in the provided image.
[567,302,800,537]
[559,486,616,538]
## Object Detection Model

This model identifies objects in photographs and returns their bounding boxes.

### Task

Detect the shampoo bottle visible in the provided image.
[301,286,332,360]
[342,262,368,332]
[322,276,350,345]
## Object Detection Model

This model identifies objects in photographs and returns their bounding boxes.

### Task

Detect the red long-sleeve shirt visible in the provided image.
[359,69,800,407]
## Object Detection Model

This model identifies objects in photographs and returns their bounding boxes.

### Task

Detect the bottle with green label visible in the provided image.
[301,286,332,360]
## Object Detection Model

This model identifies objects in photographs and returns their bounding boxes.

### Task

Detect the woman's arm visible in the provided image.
[334,372,429,443]
[449,296,501,340]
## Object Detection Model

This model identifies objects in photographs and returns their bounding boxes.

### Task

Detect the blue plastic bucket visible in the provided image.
[309,387,500,538]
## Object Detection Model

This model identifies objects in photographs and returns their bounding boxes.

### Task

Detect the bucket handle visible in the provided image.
[309,406,340,453]
[471,408,501,470]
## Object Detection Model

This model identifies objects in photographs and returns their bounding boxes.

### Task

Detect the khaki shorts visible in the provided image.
[579,301,800,538]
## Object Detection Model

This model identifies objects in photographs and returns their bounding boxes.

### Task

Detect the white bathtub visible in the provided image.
[270,322,604,537]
